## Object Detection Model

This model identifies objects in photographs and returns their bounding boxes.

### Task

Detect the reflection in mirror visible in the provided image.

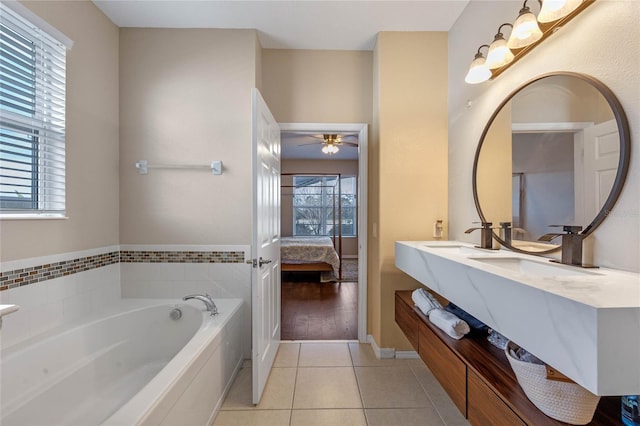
[474,74,628,254]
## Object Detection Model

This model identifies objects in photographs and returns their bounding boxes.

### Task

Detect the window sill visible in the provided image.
[0,214,68,221]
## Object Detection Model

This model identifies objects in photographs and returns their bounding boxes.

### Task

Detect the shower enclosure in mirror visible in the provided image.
[473,72,630,255]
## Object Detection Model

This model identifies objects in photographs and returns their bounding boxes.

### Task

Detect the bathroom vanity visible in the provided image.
[396,241,640,394]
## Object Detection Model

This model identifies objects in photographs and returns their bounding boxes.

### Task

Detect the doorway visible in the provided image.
[279,123,368,342]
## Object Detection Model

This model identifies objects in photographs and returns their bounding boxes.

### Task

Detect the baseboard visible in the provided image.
[367,334,396,359]
[395,350,419,359]
[342,255,358,259]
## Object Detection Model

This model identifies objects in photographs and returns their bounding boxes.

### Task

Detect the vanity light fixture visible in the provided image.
[463,0,594,84]
[538,0,583,23]
[486,23,515,69]
[465,45,491,84]
[507,0,543,49]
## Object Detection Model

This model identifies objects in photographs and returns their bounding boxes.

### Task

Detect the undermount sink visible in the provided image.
[467,256,600,277]
[423,244,500,255]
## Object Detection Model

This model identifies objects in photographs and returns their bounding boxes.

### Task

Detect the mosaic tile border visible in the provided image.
[0,250,246,291]
[120,251,245,263]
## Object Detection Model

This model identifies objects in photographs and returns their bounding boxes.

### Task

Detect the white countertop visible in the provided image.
[395,240,640,396]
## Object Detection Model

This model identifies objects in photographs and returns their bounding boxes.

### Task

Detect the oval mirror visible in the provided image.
[473,72,630,254]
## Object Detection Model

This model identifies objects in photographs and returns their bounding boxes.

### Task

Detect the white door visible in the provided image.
[251,88,281,404]
[580,119,619,225]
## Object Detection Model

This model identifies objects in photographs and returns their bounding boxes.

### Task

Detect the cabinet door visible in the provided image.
[468,370,526,426]
[418,322,467,416]
[395,293,419,351]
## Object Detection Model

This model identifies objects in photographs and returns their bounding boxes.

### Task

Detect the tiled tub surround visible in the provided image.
[0,245,251,352]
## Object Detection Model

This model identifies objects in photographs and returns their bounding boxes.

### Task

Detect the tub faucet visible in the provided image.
[465,221,495,249]
[183,294,218,316]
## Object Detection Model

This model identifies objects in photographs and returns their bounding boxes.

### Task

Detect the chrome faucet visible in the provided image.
[499,222,512,245]
[465,221,496,249]
[183,294,218,316]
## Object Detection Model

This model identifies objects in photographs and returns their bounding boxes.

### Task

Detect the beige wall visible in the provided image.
[261,49,373,124]
[119,29,260,245]
[281,159,359,256]
[372,32,449,349]
[449,1,640,273]
[0,1,119,262]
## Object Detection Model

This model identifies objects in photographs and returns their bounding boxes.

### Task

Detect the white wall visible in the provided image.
[448,1,639,272]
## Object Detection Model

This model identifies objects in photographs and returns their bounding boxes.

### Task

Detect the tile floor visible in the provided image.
[213,342,470,426]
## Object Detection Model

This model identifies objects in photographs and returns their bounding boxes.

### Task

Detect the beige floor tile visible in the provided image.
[274,342,300,367]
[221,367,296,410]
[365,408,445,426]
[409,362,470,425]
[298,342,352,367]
[355,366,430,408]
[348,342,409,367]
[293,367,362,409]
[212,409,291,426]
[290,409,367,426]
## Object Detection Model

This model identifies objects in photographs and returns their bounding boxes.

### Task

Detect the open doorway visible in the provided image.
[279,123,367,341]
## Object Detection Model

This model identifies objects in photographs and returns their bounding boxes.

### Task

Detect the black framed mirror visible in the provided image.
[472,72,630,254]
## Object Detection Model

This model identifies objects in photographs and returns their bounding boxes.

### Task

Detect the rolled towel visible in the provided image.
[445,303,489,335]
[411,288,442,316]
[428,308,471,340]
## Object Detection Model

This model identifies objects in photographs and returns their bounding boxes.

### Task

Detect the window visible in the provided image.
[0,3,69,215]
[293,175,357,237]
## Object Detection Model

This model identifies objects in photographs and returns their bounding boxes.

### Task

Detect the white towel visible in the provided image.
[428,309,470,340]
[411,288,442,316]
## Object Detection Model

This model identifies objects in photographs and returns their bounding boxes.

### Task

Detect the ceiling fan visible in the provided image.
[302,133,359,155]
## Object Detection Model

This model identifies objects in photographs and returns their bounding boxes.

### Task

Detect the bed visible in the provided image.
[280,236,341,281]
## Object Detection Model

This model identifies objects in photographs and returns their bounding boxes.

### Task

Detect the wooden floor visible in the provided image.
[281,272,358,340]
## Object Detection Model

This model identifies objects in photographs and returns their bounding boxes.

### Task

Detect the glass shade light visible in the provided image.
[507,5,543,49]
[486,26,514,69]
[465,50,491,84]
[538,0,583,23]
[322,144,339,154]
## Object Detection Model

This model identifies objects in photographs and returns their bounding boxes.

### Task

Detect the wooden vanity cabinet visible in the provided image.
[394,290,619,426]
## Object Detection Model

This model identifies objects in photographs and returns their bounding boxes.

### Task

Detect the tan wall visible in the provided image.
[0,1,119,262]
[261,49,373,124]
[281,160,359,256]
[119,29,260,245]
[373,32,449,349]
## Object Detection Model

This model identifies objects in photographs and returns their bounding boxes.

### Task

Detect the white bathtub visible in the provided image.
[1,298,244,426]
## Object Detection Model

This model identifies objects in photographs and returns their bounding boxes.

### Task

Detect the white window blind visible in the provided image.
[0,3,68,215]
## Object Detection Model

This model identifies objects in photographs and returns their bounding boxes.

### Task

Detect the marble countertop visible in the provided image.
[398,240,640,309]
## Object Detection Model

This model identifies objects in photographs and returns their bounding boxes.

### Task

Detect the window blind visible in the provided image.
[0,3,67,214]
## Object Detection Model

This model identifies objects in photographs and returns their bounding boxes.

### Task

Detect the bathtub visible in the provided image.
[1,298,244,426]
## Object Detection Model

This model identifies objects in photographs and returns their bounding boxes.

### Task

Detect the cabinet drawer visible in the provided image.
[395,293,419,351]
[468,370,526,426]
[418,322,466,416]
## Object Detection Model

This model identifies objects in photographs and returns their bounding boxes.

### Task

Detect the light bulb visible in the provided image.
[508,7,543,49]
[465,52,491,84]
[538,0,583,23]
[486,32,514,69]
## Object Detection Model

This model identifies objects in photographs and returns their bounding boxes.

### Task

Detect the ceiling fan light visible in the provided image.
[538,0,583,23]
[508,7,543,49]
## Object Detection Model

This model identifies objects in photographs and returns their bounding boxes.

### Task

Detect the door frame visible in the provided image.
[279,122,368,343]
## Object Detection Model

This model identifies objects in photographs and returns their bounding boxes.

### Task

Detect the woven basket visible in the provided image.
[505,341,600,425]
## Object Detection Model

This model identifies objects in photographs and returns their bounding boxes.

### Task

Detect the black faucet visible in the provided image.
[465,221,495,249]
[499,222,512,245]
[538,225,594,267]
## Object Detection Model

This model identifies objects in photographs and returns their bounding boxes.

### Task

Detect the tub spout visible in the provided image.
[183,294,218,316]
